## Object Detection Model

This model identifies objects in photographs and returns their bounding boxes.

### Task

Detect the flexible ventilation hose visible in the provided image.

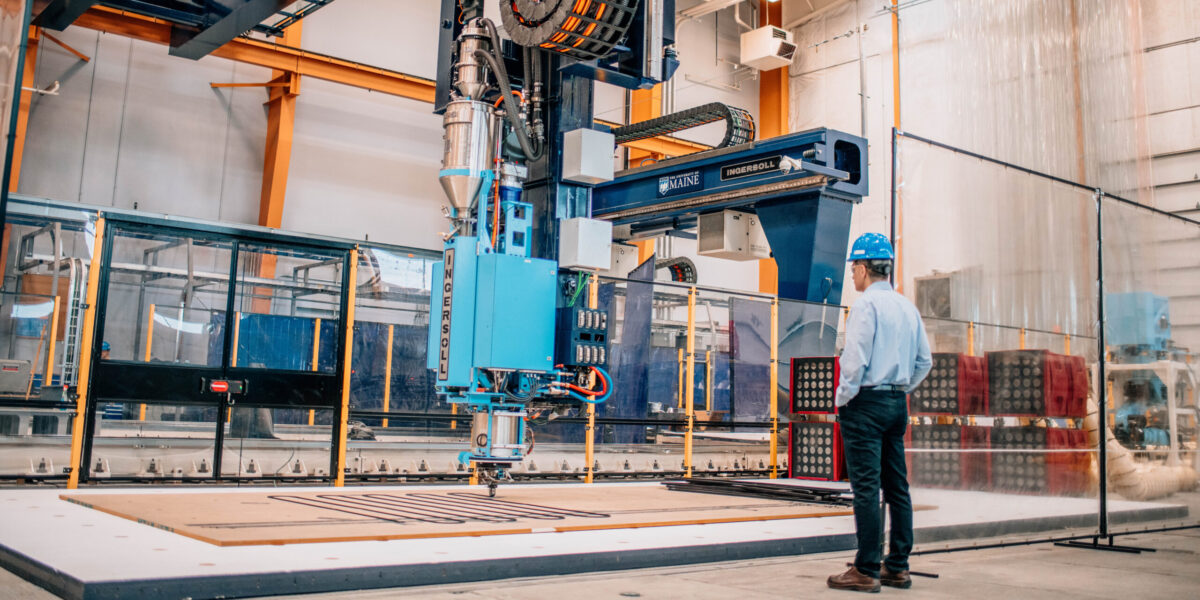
[472,18,543,161]
[1084,397,1198,501]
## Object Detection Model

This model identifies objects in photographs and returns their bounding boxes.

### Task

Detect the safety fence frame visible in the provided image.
[893,128,1200,551]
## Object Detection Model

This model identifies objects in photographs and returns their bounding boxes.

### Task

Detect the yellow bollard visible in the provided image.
[769,297,779,479]
[68,217,106,489]
[229,312,240,424]
[705,350,713,412]
[677,347,684,409]
[45,297,60,390]
[140,303,155,421]
[309,318,320,426]
[585,276,599,484]
[382,324,394,429]
[684,287,696,478]
[334,249,359,487]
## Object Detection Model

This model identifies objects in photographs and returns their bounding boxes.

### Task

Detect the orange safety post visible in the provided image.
[309,317,320,426]
[68,217,105,489]
[382,324,394,428]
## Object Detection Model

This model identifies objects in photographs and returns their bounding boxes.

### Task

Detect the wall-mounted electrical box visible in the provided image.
[562,128,615,185]
[559,217,613,270]
[697,210,771,261]
[740,26,797,71]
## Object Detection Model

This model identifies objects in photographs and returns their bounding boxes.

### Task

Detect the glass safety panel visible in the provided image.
[230,244,345,373]
[101,226,234,368]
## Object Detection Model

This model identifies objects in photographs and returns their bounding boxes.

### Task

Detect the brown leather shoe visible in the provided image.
[880,565,912,589]
[827,566,881,593]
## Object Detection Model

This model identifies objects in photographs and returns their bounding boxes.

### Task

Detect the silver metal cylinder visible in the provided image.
[440,99,495,213]
[454,22,491,100]
[471,411,525,459]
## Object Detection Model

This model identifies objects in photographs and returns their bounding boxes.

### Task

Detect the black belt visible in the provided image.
[862,384,905,392]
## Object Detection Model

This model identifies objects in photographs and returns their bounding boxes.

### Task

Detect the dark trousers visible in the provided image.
[839,388,913,578]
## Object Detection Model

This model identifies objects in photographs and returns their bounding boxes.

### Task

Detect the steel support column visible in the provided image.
[757,2,787,296]
[627,85,663,167]
[258,22,301,230]
[247,23,301,315]
[10,26,39,193]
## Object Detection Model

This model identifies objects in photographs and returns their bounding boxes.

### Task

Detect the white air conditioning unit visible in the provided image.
[697,210,771,261]
[740,25,796,71]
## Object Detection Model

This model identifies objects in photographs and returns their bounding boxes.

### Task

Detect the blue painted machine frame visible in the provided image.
[593,128,868,304]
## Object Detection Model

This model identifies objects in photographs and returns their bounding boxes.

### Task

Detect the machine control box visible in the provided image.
[562,128,616,185]
[697,210,770,261]
[555,306,610,367]
[559,217,614,270]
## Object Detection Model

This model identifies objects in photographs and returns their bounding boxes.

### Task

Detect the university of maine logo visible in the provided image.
[656,170,703,198]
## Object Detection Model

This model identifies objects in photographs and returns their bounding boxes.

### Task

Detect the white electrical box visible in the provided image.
[559,217,613,270]
[607,242,642,277]
[697,210,771,261]
[562,128,615,185]
[740,25,797,71]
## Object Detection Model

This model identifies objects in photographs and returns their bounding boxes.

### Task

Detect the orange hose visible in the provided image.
[555,367,609,397]
[491,177,500,248]
[560,383,601,396]
[493,89,524,107]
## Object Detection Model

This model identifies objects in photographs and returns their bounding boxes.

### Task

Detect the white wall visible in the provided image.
[785,0,895,308]
[20,28,270,222]
[1139,0,1200,342]
[19,0,767,277]
[1141,0,1200,217]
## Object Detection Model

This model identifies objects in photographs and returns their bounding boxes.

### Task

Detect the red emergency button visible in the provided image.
[210,380,230,393]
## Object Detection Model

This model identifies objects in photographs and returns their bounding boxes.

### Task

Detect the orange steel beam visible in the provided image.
[10,26,40,193]
[596,118,708,158]
[41,31,91,62]
[210,81,289,88]
[890,0,904,292]
[248,24,302,315]
[757,3,787,295]
[73,7,435,102]
[259,22,302,230]
[627,85,663,166]
[69,8,699,159]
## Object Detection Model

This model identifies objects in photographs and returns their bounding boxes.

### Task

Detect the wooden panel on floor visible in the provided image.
[59,485,855,547]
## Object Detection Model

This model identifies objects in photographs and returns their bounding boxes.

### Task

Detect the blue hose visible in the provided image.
[593,366,613,403]
[566,389,603,404]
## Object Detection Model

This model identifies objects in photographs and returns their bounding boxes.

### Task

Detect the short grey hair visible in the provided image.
[855,259,893,278]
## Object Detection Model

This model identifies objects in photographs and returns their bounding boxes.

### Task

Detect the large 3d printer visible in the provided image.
[427,0,867,493]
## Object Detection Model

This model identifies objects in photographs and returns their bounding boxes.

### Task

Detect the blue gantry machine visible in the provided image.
[427,0,867,493]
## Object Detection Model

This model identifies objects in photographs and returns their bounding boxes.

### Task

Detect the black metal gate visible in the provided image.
[80,214,354,482]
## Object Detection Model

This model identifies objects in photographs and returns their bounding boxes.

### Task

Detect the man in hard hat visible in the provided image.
[827,233,931,593]
[100,341,111,361]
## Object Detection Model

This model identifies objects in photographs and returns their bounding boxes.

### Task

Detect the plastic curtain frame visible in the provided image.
[893,128,1200,552]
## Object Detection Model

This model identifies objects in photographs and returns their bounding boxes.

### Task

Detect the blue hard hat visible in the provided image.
[847,233,895,262]
[101,341,111,351]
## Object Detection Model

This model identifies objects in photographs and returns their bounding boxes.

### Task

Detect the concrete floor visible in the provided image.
[1,528,1197,599]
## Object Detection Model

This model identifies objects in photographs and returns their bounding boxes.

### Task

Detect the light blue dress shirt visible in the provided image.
[835,281,933,407]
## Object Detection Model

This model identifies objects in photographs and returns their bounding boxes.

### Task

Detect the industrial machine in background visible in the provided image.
[429,0,867,493]
[1105,293,1198,463]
